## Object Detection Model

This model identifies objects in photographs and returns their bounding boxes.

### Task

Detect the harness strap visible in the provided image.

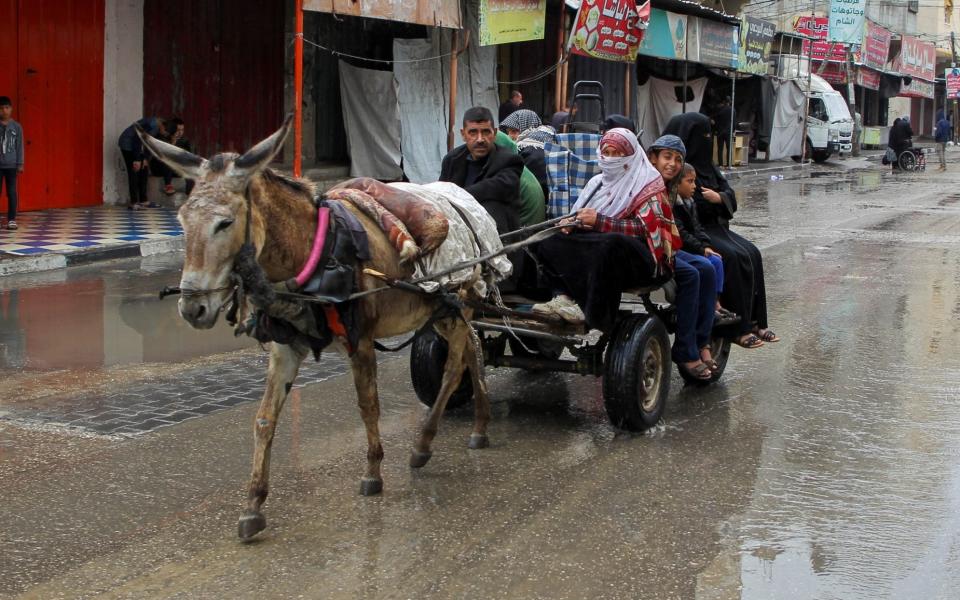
[373,292,465,353]
[295,207,330,287]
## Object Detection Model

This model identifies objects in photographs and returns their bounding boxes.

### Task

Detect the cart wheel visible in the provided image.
[677,335,731,386]
[602,315,670,431]
[898,151,916,171]
[508,335,564,360]
[410,327,472,409]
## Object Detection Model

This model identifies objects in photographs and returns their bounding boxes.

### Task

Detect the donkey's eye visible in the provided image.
[215,219,234,233]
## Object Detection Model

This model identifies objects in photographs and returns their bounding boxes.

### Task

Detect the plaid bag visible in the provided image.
[544,133,602,217]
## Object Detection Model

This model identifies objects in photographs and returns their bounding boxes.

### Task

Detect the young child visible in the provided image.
[0,96,24,230]
[647,135,726,373]
[645,134,718,378]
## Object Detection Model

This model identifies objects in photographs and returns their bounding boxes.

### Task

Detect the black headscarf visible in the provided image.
[662,112,723,190]
[602,114,637,134]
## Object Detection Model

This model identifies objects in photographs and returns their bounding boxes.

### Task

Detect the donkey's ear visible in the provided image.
[135,125,207,180]
[231,113,294,179]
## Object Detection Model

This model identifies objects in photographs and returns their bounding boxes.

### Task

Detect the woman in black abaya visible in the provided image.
[663,112,778,348]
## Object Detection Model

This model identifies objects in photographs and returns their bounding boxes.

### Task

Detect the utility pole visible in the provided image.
[800,0,816,163]
[846,52,860,156]
[952,31,959,142]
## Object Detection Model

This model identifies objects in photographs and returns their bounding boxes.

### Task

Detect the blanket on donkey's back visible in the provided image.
[389,181,512,298]
[328,177,449,261]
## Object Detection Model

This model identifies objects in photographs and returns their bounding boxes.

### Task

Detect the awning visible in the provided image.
[304,0,461,29]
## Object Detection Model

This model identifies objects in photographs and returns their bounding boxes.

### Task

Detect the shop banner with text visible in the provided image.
[569,0,650,62]
[693,17,739,69]
[479,0,547,46]
[947,67,960,99]
[828,0,865,44]
[895,35,936,82]
[793,15,847,62]
[738,16,775,75]
[857,20,891,71]
[855,67,881,90]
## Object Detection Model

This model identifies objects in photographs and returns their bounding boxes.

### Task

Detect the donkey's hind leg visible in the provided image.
[350,337,386,496]
[239,341,308,541]
[464,324,491,450]
[410,319,469,468]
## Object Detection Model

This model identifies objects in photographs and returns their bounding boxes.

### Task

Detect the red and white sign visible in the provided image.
[946,68,960,99]
[856,67,881,90]
[895,35,936,81]
[570,0,651,63]
[858,20,891,71]
[793,15,847,62]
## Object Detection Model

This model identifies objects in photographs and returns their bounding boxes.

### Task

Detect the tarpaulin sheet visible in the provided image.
[338,61,403,180]
[393,2,498,183]
[768,79,805,160]
[636,76,708,148]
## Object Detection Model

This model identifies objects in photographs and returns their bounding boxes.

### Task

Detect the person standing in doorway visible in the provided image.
[712,97,735,167]
[498,90,523,123]
[0,96,24,230]
[118,117,167,210]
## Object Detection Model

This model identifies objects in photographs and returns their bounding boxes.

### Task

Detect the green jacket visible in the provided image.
[495,131,546,226]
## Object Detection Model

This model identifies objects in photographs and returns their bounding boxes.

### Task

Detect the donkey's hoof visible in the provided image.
[238,512,267,541]
[360,477,383,496]
[468,433,490,449]
[409,450,433,468]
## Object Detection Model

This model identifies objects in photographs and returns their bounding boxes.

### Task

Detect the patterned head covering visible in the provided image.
[500,109,541,134]
[648,135,686,159]
[517,124,557,150]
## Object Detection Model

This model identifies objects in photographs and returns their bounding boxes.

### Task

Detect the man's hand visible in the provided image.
[132,161,142,172]
[704,247,721,258]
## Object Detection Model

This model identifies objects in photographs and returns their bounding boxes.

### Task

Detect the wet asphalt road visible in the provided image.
[2,161,960,598]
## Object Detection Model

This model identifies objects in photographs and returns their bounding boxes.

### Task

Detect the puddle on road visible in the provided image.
[0,255,252,377]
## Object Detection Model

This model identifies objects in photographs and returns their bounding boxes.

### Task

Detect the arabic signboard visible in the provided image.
[690,17,738,69]
[817,62,848,85]
[828,0,865,44]
[855,67,881,90]
[637,8,686,60]
[947,67,960,99]
[899,78,935,99]
[858,20,891,71]
[304,0,461,29]
[793,15,847,62]
[738,16,775,75]
[895,35,936,81]
[479,0,546,46]
[569,0,650,62]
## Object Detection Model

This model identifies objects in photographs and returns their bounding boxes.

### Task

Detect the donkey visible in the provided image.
[138,117,491,540]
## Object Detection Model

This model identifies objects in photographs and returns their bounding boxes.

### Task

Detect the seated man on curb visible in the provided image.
[439,106,524,235]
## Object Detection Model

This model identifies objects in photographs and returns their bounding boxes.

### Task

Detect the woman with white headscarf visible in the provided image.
[532,128,681,332]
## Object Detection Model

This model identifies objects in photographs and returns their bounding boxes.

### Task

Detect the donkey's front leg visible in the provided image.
[350,337,385,496]
[464,325,491,450]
[239,341,308,541]
[410,322,468,468]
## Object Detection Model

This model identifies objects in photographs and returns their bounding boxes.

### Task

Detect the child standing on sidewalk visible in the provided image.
[0,96,24,230]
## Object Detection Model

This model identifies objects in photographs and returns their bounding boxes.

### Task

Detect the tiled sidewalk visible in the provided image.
[0,206,182,257]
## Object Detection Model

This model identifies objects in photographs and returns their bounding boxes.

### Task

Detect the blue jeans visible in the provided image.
[706,253,724,292]
[673,251,717,363]
[0,169,17,220]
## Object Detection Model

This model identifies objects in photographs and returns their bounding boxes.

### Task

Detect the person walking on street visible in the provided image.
[118,117,167,210]
[935,110,950,171]
[0,96,24,230]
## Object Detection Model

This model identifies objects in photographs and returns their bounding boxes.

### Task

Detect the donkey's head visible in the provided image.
[137,115,293,329]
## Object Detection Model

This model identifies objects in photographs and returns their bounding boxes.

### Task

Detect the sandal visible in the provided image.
[735,334,764,349]
[681,361,713,380]
[700,347,719,371]
[755,329,780,343]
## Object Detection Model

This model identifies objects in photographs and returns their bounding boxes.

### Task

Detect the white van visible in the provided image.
[802,73,854,162]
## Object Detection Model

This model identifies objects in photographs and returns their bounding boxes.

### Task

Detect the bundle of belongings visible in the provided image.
[239,177,511,359]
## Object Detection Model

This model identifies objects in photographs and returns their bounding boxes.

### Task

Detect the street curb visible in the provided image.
[0,236,184,277]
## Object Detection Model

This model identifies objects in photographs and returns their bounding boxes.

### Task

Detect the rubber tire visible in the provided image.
[508,335,564,360]
[602,315,671,431]
[812,149,831,164]
[410,327,472,409]
[677,336,731,386]
[898,151,916,171]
